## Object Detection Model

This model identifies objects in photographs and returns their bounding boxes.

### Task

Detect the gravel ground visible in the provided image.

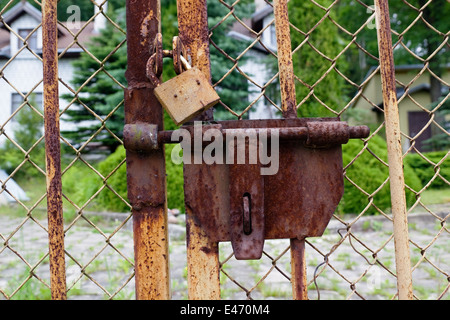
[0,204,448,300]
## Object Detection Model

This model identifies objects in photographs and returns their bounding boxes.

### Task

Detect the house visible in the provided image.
[351,64,450,152]
[0,1,105,145]
[228,0,281,120]
[0,1,106,203]
[233,2,449,154]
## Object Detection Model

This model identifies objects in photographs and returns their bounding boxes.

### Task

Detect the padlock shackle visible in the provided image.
[146,33,191,86]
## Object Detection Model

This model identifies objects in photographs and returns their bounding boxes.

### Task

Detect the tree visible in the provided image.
[208,0,254,120]
[61,7,127,152]
[288,0,349,117]
[336,0,449,102]
[62,0,254,150]
[0,95,45,180]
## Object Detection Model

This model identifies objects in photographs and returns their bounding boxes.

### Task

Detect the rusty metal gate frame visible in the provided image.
[38,0,415,299]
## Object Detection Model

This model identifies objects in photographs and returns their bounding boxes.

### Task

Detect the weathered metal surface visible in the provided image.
[374,0,413,300]
[173,36,188,75]
[228,138,265,260]
[125,0,170,300]
[306,121,350,147]
[143,122,368,147]
[274,0,297,119]
[183,118,363,243]
[177,0,214,121]
[43,0,67,300]
[291,238,307,300]
[154,67,220,125]
[177,0,221,300]
[123,123,159,153]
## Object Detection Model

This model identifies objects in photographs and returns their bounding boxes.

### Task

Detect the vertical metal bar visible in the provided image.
[177,0,221,300]
[273,0,297,119]
[125,0,170,300]
[42,0,67,300]
[273,0,307,300]
[290,238,308,300]
[177,0,214,122]
[374,0,413,300]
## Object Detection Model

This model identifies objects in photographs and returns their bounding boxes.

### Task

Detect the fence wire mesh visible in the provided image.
[0,0,448,300]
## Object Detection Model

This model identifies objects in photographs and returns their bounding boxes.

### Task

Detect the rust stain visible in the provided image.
[273,0,297,118]
[140,10,156,46]
[43,0,66,300]
[125,0,169,300]
[183,118,368,244]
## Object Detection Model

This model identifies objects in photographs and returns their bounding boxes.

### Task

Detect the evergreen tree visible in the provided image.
[62,0,254,150]
[288,0,348,117]
[0,95,45,179]
[208,0,254,120]
[61,7,127,152]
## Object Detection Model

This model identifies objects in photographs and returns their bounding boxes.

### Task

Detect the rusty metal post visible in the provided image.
[273,0,307,300]
[125,0,170,299]
[290,238,307,300]
[42,0,67,300]
[177,0,221,300]
[374,0,413,300]
[274,0,297,119]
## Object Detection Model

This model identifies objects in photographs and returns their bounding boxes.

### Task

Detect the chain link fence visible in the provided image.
[0,0,448,300]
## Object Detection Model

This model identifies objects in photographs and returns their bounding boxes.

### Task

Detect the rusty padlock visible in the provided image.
[146,34,220,126]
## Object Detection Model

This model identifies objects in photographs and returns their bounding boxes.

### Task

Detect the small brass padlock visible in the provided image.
[146,34,220,126]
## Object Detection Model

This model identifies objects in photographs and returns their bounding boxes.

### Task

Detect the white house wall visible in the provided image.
[0,14,77,145]
[246,12,281,120]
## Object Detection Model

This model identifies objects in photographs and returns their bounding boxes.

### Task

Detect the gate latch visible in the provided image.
[123,118,370,260]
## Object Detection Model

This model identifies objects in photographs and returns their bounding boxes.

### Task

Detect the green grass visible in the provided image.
[419,187,450,205]
[0,175,47,219]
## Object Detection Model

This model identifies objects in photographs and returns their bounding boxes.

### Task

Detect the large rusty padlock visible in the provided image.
[146,34,220,126]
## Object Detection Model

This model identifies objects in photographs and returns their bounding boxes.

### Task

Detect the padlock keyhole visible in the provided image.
[243,193,252,235]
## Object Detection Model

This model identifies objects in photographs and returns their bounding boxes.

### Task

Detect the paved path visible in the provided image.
[0,205,448,300]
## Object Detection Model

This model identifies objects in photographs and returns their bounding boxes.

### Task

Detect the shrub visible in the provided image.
[0,103,45,181]
[62,144,185,213]
[404,151,450,190]
[62,161,103,210]
[338,135,422,214]
[63,134,434,216]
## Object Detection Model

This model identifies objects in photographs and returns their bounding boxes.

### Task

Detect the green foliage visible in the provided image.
[208,0,255,120]
[336,0,449,99]
[62,144,185,212]
[289,0,349,117]
[0,96,45,180]
[61,7,127,152]
[164,144,185,211]
[338,135,422,214]
[404,151,450,190]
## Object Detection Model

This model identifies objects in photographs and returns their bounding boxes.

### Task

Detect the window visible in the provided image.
[17,28,37,50]
[270,24,277,48]
[11,92,43,116]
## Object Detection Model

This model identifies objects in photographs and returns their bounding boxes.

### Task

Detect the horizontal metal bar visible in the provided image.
[124,123,369,153]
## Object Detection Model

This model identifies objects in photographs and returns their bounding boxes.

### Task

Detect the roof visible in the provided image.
[0,1,43,28]
[353,63,450,109]
[0,1,96,58]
